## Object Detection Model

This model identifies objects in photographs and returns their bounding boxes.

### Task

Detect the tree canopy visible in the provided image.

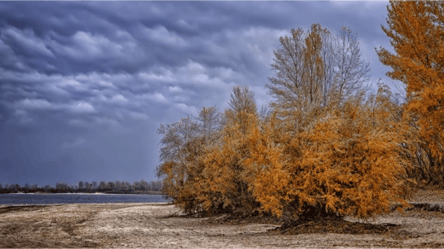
[377,1,444,185]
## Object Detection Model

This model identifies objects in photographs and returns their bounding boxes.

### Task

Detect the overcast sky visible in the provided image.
[0,1,398,187]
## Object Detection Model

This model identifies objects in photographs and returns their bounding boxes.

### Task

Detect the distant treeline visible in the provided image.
[0,179,163,194]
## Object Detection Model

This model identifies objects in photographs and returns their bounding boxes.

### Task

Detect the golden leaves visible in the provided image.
[245,84,413,219]
[378,1,444,185]
[157,20,419,220]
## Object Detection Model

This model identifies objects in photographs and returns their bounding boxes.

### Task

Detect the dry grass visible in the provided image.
[0,187,443,248]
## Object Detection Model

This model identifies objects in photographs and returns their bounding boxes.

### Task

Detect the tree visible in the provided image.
[44,184,53,191]
[196,86,260,215]
[107,181,115,190]
[267,24,370,122]
[197,106,223,146]
[98,181,107,190]
[150,180,162,191]
[377,1,444,185]
[241,23,413,222]
[115,180,123,191]
[56,182,68,192]
[156,106,223,213]
[246,85,413,221]
[23,183,30,192]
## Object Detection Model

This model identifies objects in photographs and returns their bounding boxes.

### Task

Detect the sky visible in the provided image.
[0,1,399,187]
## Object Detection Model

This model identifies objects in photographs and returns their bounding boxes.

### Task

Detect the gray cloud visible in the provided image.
[0,1,395,186]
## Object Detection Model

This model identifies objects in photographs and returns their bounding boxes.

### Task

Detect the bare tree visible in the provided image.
[78,181,85,190]
[157,116,200,190]
[267,24,370,116]
[225,85,258,135]
[157,106,224,202]
[197,106,223,147]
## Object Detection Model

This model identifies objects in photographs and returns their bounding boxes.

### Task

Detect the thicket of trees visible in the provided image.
[0,179,162,194]
[157,1,443,222]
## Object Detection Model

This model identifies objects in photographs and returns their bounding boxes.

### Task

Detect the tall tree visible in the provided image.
[377,1,444,184]
[267,24,370,118]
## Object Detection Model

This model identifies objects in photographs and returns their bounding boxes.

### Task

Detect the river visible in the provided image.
[0,193,168,205]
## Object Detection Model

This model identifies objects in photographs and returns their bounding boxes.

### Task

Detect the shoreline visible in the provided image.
[2,191,163,195]
[0,193,170,206]
[1,201,444,248]
[1,191,164,196]
[0,202,171,208]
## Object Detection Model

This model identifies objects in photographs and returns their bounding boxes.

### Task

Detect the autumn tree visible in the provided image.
[246,85,413,221]
[377,1,444,185]
[194,86,261,215]
[242,24,414,222]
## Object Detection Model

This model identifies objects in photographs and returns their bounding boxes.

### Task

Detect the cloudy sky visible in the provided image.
[0,1,398,187]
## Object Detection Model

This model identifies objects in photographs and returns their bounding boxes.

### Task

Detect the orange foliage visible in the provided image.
[377,1,444,185]
[194,86,260,215]
[246,85,413,219]
[157,22,416,220]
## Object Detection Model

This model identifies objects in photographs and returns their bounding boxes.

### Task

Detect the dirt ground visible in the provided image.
[1,188,444,248]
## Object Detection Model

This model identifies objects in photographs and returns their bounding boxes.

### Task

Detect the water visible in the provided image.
[0,193,169,205]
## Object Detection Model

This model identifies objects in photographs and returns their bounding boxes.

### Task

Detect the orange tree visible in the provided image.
[156,86,261,216]
[377,1,444,185]
[194,86,261,215]
[241,23,415,221]
[245,85,414,221]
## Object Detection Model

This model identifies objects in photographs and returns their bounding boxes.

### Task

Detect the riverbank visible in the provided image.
[0,190,162,195]
[1,188,444,248]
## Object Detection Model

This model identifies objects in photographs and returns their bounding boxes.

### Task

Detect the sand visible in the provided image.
[1,188,444,248]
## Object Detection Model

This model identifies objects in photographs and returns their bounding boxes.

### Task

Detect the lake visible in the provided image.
[0,193,168,205]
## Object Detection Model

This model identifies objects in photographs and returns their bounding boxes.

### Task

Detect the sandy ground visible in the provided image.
[1,188,444,248]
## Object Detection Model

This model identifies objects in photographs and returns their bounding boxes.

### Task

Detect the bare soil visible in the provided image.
[1,188,444,248]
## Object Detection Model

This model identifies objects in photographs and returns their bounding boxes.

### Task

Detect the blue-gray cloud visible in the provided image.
[0,1,394,186]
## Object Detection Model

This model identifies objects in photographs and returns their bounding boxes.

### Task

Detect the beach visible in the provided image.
[1,188,444,248]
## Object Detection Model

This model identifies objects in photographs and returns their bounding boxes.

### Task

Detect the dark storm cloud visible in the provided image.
[0,1,393,186]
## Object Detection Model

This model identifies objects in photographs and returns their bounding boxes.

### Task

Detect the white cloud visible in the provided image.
[168,86,182,92]
[174,103,198,115]
[14,109,33,125]
[142,25,187,47]
[48,30,138,61]
[128,111,149,121]
[57,79,89,92]
[69,101,95,113]
[176,19,198,31]
[138,71,175,83]
[140,92,168,103]
[16,98,54,110]
[110,94,129,104]
[2,27,54,57]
